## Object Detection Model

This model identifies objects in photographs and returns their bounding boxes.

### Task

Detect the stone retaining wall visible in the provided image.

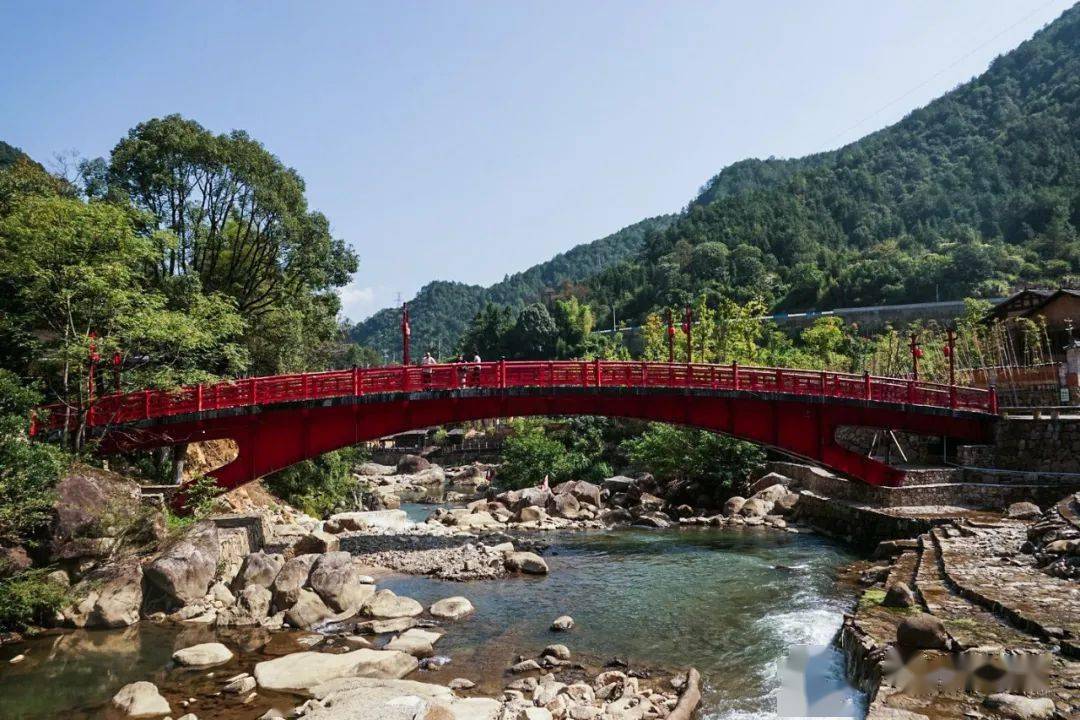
[991,416,1080,473]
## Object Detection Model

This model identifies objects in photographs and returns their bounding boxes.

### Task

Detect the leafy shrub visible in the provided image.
[0,569,69,631]
[264,446,369,517]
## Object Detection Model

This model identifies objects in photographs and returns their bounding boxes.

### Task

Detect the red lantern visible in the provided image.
[942,345,951,357]
[914,347,924,359]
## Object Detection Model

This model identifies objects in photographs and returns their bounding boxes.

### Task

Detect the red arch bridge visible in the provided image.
[34,361,999,490]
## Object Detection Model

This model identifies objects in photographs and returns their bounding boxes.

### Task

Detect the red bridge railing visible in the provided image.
[33,360,997,434]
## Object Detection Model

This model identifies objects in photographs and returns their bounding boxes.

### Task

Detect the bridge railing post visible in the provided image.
[906,380,915,405]
[353,366,362,396]
[775,368,783,392]
[863,371,872,401]
[732,361,739,391]
[547,361,554,388]
[949,384,957,410]
[196,383,204,412]
[640,361,648,387]
[989,385,998,414]
[250,377,258,405]
[820,370,827,397]
[499,359,506,389]
[144,389,151,419]
[594,358,602,387]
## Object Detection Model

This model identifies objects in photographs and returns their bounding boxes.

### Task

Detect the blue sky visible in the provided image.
[1,0,1073,321]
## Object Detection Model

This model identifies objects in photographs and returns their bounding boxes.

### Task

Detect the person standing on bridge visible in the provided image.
[456,354,467,387]
[421,350,436,388]
[472,351,482,384]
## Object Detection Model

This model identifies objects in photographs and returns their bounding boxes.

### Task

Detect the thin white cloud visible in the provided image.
[338,282,376,321]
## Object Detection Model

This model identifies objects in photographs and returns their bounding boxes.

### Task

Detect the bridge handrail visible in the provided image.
[31,360,996,434]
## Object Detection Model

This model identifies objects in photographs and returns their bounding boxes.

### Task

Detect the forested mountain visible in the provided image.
[0,141,32,169]
[591,4,1080,322]
[349,215,672,358]
[354,6,1080,358]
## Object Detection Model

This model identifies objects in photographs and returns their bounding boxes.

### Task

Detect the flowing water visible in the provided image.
[0,517,864,720]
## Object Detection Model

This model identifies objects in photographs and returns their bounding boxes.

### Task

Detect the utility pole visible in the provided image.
[666,308,675,363]
[401,303,411,366]
[683,305,693,363]
[909,333,923,381]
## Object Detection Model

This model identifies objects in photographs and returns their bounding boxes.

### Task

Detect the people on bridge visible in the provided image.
[456,354,467,387]
[421,351,436,387]
[472,351,482,384]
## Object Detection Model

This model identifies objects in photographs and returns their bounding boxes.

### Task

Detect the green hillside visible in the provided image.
[591,4,1080,321]
[350,215,672,358]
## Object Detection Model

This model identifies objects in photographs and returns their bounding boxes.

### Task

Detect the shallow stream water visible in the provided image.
[0,515,864,720]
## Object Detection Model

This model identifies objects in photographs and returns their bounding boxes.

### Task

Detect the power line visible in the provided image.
[821,0,1066,149]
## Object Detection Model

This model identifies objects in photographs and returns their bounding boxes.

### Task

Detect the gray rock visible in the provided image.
[511,659,541,673]
[549,493,581,520]
[224,674,257,694]
[234,551,284,589]
[111,681,171,717]
[253,649,419,693]
[983,693,1055,719]
[294,530,339,554]
[286,588,334,629]
[551,615,574,631]
[396,454,431,473]
[541,644,571,660]
[518,506,547,523]
[383,627,442,657]
[504,551,548,575]
[271,553,319,611]
[896,613,949,651]
[738,498,773,518]
[361,589,424,619]
[883,582,917,609]
[62,559,143,629]
[429,596,474,620]
[173,642,234,667]
[145,522,220,606]
[722,496,746,517]
[309,552,376,613]
[1006,502,1043,520]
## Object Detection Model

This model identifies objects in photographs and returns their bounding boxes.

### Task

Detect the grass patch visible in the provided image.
[858,588,887,612]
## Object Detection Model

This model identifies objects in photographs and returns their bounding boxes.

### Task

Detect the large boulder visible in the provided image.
[253,649,418,693]
[294,530,340,554]
[504,551,549,575]
[883,582,917,609]
[357,462,395,476]
[396,454,431,474]
[50,466,147,563]
[62,559,143,629]
[305,677,499,720]
[144,522,220,606]
[722,496,746,517]
[172,642,234,667]
[983,693,1055,719]
[384,627,443,657]
[518,505,548,523]
[272,553,319,610]
[748,483,791,504]
[328,510,409,532]
[602,476,637,494]
[517,486,553,512]
[286,588,335,628]
[218,583,273,625]
[309,552,376,613]
[111,681,171,717]
[896,613,950,651]
[549,492,581,520]
[233,551,284,589]
[738,498,773,518]
[429,596,474,620]
[1006,502,1042,520]
[362,589,424,619]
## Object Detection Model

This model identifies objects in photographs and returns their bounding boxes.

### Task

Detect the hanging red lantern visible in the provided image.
[914,347,924,359]
[942,345,951,357]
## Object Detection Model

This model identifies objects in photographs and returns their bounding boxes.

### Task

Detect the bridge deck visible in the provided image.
[35,360,995,434]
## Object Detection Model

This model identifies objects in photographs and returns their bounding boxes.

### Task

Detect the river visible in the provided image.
[0,516,865,720]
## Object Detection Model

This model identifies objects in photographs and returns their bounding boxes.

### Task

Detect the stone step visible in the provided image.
[914,533,1041,651]
[930,524,1080,658]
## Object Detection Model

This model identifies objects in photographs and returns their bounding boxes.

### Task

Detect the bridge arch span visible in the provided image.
[65,366,994,490]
